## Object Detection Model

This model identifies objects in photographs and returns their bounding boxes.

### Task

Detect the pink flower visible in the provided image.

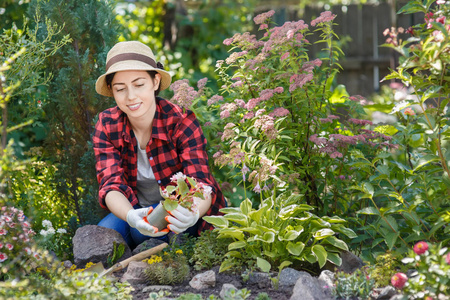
[311,11,336,26]
[404,107,415,116]
[274,87,284,93]
[6,244,13,250]
[170,172,187,182]
[253,10,275,25]
[0,229,7,235]
[413,241,429,255]
[197,77,208,90]
[253,182,261,193]
[207,95,223,106]
[391,273,408,289]
[259,24,268,30]
[445,253,450,264]
[223,38,233,46]
[281,52,290,61]
[220,110,230,119]
[0,252,7,262]
[269,107,290,118]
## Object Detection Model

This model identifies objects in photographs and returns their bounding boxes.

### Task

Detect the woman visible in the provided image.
[93,41,226,249]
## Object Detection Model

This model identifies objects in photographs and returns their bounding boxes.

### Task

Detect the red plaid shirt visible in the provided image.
[92,97,226,233]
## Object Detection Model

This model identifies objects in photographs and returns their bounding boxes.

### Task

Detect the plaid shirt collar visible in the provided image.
[121,97,171,143]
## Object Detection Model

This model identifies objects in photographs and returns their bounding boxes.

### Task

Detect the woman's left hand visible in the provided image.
[165,199,200,234]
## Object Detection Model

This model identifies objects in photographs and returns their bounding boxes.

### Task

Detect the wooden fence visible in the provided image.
[253,1,425,97]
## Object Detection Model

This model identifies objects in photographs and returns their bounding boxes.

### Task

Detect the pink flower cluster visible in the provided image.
[262,20,309,54]
[247,157,278,190]
[310,11,336,26]
[169,79,199,109]
[0,206,36,264]
[207,94,223,106]
[254,114,278,140]
[253,10,275,25]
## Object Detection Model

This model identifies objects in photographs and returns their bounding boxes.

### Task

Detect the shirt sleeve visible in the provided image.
[92,114,137,209]
[174,109,226,219]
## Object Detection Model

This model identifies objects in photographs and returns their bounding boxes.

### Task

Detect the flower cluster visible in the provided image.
[390,241,449,299]
[0,206,36,269]
[169,79,200,109]
[159,172,212,212]
[143,255,163,265]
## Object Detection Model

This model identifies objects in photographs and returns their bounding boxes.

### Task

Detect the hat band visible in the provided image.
[106,53,157,71]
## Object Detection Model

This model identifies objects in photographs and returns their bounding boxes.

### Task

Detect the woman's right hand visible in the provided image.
[126,207,169,237]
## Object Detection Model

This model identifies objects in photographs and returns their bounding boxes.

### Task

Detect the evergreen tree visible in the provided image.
[27,0,119,225]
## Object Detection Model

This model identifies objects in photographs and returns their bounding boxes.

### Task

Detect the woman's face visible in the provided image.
[110,70,161,119]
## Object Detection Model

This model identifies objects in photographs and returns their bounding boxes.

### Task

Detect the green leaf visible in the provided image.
[219,259,236,273]
[324,236,348,251]
[257,257,271,273]
[357,207,380,216]
[327,252,342,266]
[336,227,357,238]
[217,228,245,240]
[279,228,303,241]
[203,216,229,228]
[177,178,189,195]
[414,154,440,172]
[240,198,252,215]
[228,241,247,250]
[312,245,327,268]
[253,231,275,243]
[279,260,293,272]
[219,207,241,214]
[165,185,176,194]
[286,241,305,256]
[384,232,399,250]
[223,213,248,226]
[313,228,335,240]
[163,199,178,211]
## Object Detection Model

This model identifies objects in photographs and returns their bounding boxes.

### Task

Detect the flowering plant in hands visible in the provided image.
[160,172,212,212]
[390,241,449,299]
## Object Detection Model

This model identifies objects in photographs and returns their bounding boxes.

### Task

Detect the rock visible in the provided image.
[337,250,364,274]
[132,238,167,256]
[189,270,216,290]
[142,285,173,293]
[62,260,73,269]
[318,270,335,297]
[220,283,237,299]
[374,286,397,300]
[72,225,131,268]
[318,270,334,288]
[245,271,273,289]
[120,261,149,285]
[278,268,304,291]
[290,272,334,300]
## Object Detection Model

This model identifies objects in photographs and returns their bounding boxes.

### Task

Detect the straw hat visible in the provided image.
[95,41,172,97]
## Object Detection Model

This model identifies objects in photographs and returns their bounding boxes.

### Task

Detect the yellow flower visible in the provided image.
[176,250,183,254]
[145,255,162,265]
[85,262,95,268]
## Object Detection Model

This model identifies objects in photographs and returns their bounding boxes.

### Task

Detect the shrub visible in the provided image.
[391,241,449,299]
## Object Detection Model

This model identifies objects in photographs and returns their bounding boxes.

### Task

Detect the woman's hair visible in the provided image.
[106,71,161,96]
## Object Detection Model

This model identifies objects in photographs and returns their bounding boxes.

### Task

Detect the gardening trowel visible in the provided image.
[84,242,168,278]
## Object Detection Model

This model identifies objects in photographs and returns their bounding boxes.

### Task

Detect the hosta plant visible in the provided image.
[204,192,356,273]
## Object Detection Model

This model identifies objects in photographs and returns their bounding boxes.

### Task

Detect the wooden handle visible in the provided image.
[102,242,168,276]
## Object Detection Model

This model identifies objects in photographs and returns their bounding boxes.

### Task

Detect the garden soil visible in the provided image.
[128,266,292,300]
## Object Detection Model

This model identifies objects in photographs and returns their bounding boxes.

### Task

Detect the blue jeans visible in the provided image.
[98,203,199,249]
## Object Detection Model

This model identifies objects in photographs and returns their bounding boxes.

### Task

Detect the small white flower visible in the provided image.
[57,228,67,234]
[42,220,53,228]
[46,228,56,235]
[170,172,186,182]
[40,229,49,237]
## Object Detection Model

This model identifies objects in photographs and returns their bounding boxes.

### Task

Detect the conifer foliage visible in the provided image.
[27,0,119,224]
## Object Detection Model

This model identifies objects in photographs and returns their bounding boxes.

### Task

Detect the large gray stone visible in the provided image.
[72,225,131,268]
[337,250,364,274]
[290,272,334,300]
[120,261,148,285]
[189,270,216,290]
[278,268,305,291]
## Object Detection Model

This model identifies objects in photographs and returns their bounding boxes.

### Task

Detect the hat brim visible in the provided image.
[95,60,172,97]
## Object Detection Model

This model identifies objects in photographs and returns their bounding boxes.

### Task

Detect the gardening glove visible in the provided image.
[126,207,169,237]
[165,201,200,234]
